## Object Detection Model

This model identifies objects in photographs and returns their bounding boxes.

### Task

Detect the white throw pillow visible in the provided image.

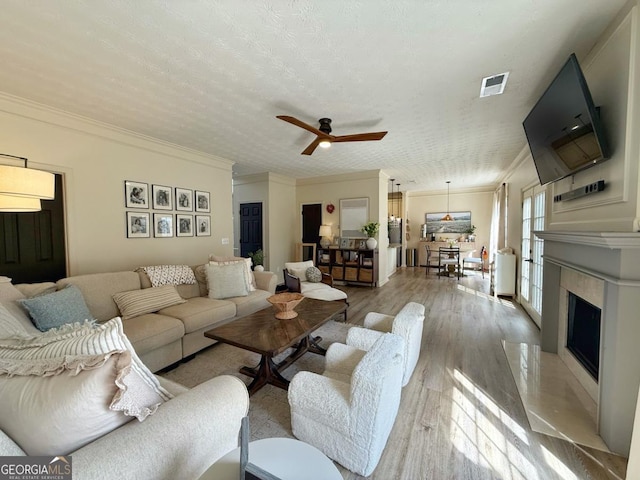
[0,353,133,455]
[0,317,172,420]
[209,256,256,292]
[285,261,314,282]
[112,285,186,320]
[205,262,249,299]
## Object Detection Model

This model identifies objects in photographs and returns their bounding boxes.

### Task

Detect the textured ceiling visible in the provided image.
[0,0,628,193]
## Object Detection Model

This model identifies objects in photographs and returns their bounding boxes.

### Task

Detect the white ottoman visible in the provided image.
[199,437,342,480]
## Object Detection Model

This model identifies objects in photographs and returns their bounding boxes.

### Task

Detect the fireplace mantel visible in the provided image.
[535,230,640,249]
[537,230,640,456]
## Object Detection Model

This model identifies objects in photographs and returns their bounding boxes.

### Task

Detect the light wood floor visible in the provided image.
[334,267,627,480]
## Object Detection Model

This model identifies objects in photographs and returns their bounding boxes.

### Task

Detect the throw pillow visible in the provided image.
[205,262,248,299]
[0,303,28,339]
[208,255,256,292]
[18,284,93,331]
[0,317,172,420]
[306,266,323,283]
[0,278,40,336]
[112,285,186,320]
[285,261,314,282]
[0,353,133,456]
[138,265,197,287]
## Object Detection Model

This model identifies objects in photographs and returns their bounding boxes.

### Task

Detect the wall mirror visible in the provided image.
[340,197,369,238]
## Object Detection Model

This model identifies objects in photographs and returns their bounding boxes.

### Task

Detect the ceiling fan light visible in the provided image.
[319,139,331,149]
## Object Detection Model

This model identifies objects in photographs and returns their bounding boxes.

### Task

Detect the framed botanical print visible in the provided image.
[124,180,149,209]
[195,215,211,236]
[175,188,193,211]
[195,190,210,213]
[153,213,173,238]
[126,212,150,238]
[176,214,194,237]
[152,184,172,210]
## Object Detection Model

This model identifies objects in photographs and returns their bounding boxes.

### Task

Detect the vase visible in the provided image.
[254,265,264,272]
[366,237,377,250]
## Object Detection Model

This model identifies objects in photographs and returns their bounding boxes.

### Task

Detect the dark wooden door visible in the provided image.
[239,202,263,258]
[0,174,67,283]
[302,204,321,244]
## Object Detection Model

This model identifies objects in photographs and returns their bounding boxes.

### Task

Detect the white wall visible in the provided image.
[296,170,389,285]
[0,94,234,275]
[406,187,494,254]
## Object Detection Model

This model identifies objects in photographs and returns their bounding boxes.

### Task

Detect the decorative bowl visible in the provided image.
[267,293,304,319]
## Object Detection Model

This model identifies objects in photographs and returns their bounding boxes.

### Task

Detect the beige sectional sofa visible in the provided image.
[56,266,277,372]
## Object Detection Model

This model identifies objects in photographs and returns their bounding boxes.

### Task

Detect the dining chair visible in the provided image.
[424,245,439,275]
[438,247,461,279]
[462,245,486,278]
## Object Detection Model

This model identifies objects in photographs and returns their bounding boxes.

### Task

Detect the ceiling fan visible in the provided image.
[276,116,387,155]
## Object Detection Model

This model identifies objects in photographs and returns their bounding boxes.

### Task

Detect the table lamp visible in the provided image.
[319,225,332,248]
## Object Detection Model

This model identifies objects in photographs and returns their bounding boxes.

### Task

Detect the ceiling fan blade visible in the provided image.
[301,137,322,155]
[331,131,388,143]
[276,115,326,137]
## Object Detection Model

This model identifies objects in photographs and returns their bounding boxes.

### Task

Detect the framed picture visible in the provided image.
[153,213,173,238]
[425,211,471,234]
[340,197,369,238]
[124,180,149,209]
[175,188,193,211]
[357,239,367,250]
[195,215,211,236]
[126,212,150,238]
[195,190,210,213]
[152,184,172,210]
[339,237,351,248]
[176,214,194,237]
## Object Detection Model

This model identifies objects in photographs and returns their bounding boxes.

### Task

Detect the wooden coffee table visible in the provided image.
[204,298,347,396]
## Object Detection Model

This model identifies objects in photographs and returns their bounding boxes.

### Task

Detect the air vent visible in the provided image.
[480,72,510,98]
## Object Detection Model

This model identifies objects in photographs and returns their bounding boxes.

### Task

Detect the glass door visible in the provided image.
[520,186,545,327]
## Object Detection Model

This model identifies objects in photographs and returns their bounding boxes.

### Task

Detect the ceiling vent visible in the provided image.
[480,72,510,98]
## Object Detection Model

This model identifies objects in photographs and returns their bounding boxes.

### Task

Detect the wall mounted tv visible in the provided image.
[523,53,610,186]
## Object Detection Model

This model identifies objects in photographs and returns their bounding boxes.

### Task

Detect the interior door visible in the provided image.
[520,185,546,327]
[0,173,67,283]
[301,204,321,262]
[239,202,263,258]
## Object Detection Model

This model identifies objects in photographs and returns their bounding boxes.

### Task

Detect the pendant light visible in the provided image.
[441,181,453,221]
[396,183,401,223]
[389,179,395,222]
[0,153,55,213]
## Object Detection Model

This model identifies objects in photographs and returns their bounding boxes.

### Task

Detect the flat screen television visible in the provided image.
[523,53,610,186]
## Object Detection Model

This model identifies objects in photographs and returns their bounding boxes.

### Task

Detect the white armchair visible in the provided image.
[288,333,404,477]
[347,302,425,386]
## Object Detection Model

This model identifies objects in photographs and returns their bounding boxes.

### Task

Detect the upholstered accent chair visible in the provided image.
[288,333,404,477]
[347,301,425,386]
[283,260,348,319]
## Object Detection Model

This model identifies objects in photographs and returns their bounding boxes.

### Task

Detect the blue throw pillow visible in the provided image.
[19,285,94,331]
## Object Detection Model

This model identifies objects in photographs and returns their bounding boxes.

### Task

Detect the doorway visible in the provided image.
[301,203,321,261]
[0,173,67,283]
[239,202,263,258]
[520,185,545,327]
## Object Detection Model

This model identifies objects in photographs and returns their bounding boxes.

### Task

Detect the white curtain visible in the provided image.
[489,183,508,260]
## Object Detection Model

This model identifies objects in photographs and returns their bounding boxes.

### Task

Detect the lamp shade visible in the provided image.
[0,194,41,212]
[0,165,55,199]
[319,225,332,237]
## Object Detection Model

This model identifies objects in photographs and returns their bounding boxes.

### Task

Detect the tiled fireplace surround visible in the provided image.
[536,231,640,456]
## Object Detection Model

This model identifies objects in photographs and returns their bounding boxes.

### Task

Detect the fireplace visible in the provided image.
[566,292,601,381]
[535,230,640,456]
